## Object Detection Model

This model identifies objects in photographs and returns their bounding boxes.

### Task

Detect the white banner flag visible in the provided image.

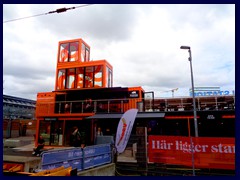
[115,109,138,153]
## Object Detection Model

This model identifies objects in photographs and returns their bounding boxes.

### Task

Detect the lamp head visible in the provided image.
[180,46,190,50]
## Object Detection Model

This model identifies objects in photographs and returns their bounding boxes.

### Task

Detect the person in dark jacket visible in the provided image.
[32,135,45,156]
[70,126,81,147]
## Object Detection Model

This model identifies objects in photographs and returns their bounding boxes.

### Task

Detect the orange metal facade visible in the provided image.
[35,38,144,146]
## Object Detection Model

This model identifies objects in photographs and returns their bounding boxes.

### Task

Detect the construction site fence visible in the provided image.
[40,143,112,172]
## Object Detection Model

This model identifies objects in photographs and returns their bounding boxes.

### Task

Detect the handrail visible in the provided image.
[36,95,235,116]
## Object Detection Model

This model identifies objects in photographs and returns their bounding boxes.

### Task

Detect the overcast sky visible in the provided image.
[3,4,235,100]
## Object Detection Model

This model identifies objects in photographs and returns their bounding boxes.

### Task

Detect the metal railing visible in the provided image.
[36,98,140,116]
[145,95,235,112]
[36,95,235,116]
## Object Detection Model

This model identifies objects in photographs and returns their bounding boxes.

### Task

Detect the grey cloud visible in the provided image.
[3,4,21,22]
[168,4,234,30]
[3,77,54,100]
[3,63,55,80]
[3,47,56,80]
[35,4,141,44]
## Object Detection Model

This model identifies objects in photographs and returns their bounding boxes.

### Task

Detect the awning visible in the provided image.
[137,112,165,118]
[86,113,122,119]
[86,112,165,119]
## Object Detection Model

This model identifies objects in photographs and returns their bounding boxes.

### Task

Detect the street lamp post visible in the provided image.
[180,46,198,137]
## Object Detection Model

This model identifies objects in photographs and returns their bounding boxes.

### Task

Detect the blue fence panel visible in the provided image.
[41,144,112,171]
[83,144,112,169]
[84,144,111,157]
[94,153,111,166]
[68,159,83,171]
[83,147,96,158]
[42,162,65,170]
[93,144,111,156]
[83,157,95,169]
[41,148,83,170]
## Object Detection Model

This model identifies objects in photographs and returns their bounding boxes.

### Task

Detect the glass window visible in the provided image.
[59,43,69,62]
[81,43,90,62]
[70,42,79,62]
[107,67,112,87]
[86,47,90,62]
[81,43,86,62]
[39,121,51,145]
[76,67,84,88]
[57,69,66,89]
[94,66,103,87]
[105,67,108,87]
[39,121,64,146]
[85,66,94,88]
[59,42,79,62]
[66,68,75,89]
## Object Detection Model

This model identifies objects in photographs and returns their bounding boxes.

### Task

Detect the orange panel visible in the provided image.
[222,115,235,118]
[36,92,57,117]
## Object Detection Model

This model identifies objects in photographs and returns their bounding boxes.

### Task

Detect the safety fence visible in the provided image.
[41,143,112,171]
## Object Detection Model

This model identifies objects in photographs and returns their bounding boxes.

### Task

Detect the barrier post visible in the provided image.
[190,136,195,176]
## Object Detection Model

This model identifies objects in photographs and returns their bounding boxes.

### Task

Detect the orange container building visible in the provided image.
[35,38,235,149]
[34,38,235,171]
[35,38,144,146]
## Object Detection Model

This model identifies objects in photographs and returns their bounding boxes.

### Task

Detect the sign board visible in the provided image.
[148,135,235,170]
[190,90,231,97]
[44,117,58,121]
[129,90,139,98]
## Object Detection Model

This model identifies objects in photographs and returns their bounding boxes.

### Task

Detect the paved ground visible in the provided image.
[3,136,36,157]
[3,147,35,157]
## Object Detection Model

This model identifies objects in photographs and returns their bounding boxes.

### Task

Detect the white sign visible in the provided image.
[115,109,138,153]
[190,90,231,97]
[207,115,215,119]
